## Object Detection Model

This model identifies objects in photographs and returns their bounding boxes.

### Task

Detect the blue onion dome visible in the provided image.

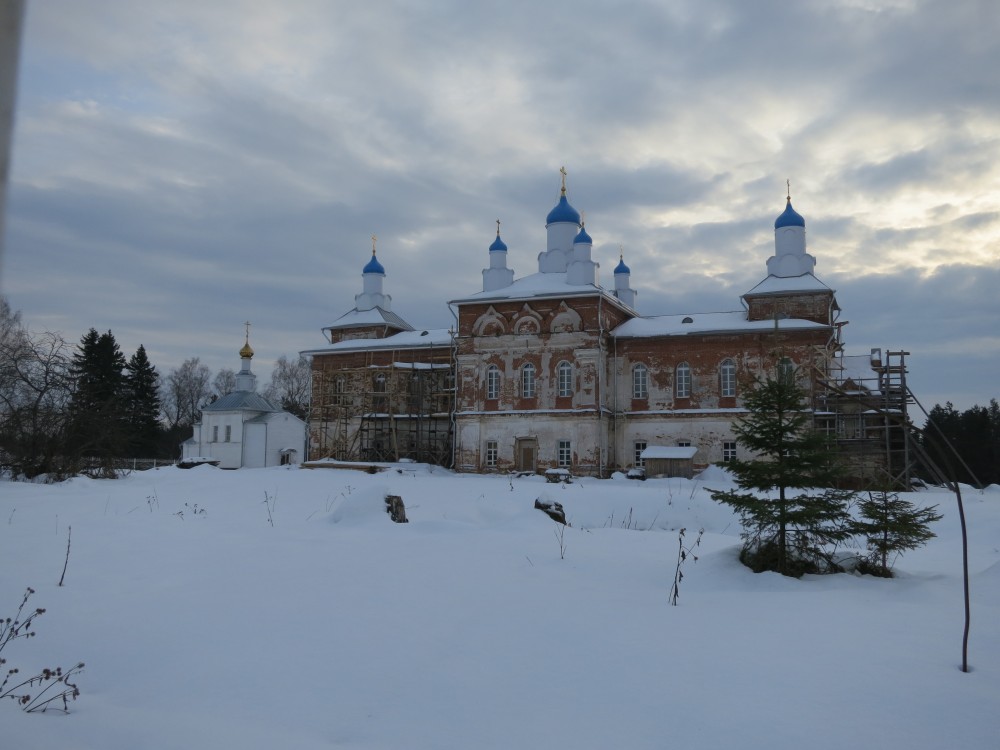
[546,194,582,225]
[614,255,631,275]
[363,251,385,275]
[774,198,805,229]
[574,224,592,245]
[489,233,508,253]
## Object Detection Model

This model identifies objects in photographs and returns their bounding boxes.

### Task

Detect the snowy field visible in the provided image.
[1,464,998,750]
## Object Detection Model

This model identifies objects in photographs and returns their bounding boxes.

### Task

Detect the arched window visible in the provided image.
[521,363,536,399]
[777,357,795,385]
[557,361,573,398]
[675,362,691,399]
[632,363,648,399]
[486,365,500,401]
[720,358,736,398]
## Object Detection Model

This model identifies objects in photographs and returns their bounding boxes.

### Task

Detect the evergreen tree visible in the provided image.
[710,371,854,577]
[923,400,1000,486]
[68,329,127,475]
[124,344,162,457]
[853,487,942,577]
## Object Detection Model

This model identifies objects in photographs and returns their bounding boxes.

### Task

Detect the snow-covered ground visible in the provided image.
[1,464,998,749]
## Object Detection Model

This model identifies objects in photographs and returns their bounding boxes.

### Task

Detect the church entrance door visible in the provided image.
[516,438,537,473]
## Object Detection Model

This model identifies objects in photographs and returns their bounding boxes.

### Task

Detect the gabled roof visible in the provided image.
[202,391,280,412]
[324,306,414,332]
[613,311,829,338]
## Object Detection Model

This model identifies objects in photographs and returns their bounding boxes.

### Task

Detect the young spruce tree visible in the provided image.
[710,367,854,577]
[853,487,942,577]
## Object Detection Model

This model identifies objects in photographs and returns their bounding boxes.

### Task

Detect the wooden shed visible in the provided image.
[640,446,699,479]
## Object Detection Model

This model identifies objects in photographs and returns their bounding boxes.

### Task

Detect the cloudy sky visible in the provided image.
[2,0,998,412]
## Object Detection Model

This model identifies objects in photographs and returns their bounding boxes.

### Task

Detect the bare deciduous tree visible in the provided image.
[213,368,236,399]
[0,299,74,477]
[161,357,212,429]
[263,355,311,419]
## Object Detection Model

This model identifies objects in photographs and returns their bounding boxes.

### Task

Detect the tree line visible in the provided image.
[922,400,1000,487]
[0,298,310,479]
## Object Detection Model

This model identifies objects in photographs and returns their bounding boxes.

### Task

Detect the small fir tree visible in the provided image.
[710,368,854,577]
[853,487,942,577]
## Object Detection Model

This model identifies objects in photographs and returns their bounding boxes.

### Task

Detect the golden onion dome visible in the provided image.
[240,341,254,358]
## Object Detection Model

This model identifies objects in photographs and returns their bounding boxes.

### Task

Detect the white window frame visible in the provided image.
[486,365,500,400]
[224,425,232,443]
[723,441,737,462]
[557,361,573,398]
[521,363,536,399]
[676,362,691,399]
[632,363,648,399]
[485,439,498,467]
[720,358,736,398]
[634,441,647,467]
[558,439,572,468]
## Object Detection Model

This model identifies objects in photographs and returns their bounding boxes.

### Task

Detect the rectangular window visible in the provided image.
[677,440,691,447]
[634,441,647,467]
[225,425,232,442]
[723,441,737,462]
[558,440,571,468]
[485,440,498,468]
[212,426,218,443]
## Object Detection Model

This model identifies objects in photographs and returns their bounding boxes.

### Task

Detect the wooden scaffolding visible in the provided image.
[309,347,454,467]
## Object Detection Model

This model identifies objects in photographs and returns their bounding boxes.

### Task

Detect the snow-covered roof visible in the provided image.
[613,311,828,338]
[641,446,698,460]
[450,271,627,309]
[323,306,414,332]
[303,328,452,356]
[202,391,280,413]
[743,273,832,296]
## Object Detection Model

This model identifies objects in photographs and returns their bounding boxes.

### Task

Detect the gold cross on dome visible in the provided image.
[496,218,501,235]
[371,234,377,255]
[560,166,567,194]
[786,178,791,201]
[244,320,251,342]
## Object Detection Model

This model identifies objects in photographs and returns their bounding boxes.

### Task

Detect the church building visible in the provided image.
[182,332,307,469]
[304,172,871,477]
